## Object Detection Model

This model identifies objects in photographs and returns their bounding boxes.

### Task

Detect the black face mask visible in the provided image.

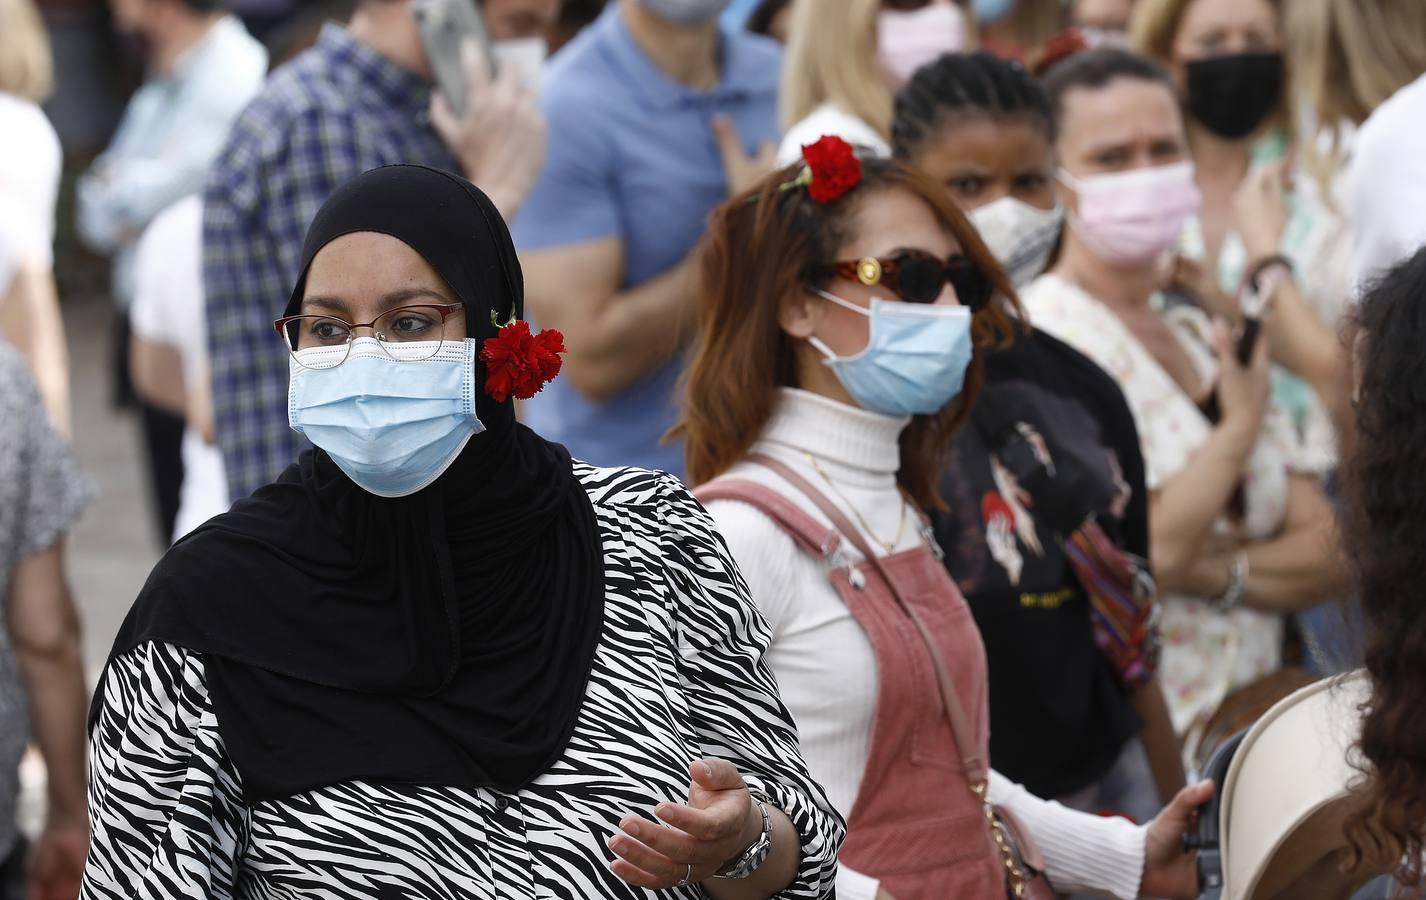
[1184,52,1284,139]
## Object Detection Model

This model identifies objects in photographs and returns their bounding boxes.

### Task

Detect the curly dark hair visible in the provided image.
[1343,244,1426,883]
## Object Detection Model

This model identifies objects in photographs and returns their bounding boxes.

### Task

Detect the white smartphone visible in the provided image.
[411,0,495,117]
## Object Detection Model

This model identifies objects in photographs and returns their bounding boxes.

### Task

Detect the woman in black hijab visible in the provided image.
[80,165,842,900]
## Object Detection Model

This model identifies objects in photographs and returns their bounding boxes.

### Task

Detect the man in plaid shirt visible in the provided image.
[204,0,552,500]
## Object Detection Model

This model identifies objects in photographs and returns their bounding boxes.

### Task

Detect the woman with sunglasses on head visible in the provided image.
[1021,48,1349,767]
[80,165,843,900]
[681,138,1210,900]
[890,51,1184,831]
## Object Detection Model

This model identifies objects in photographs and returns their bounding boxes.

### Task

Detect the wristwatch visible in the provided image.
[713,797,772,880]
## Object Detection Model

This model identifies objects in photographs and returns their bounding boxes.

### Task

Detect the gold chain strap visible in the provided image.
[973,781,1031,899]
[804,452,910,554]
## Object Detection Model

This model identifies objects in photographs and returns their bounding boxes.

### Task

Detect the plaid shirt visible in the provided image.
[204,25,457,500]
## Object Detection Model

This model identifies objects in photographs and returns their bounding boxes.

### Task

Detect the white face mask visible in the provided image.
[491,38,547,93]
[968,197,1064,288]
[876,3,968,86]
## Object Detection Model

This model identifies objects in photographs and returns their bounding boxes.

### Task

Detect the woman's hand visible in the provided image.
[1233,162,1290,262]
[1170,255,1239,322]
[608,759,762,889]
[1141,780,1215,899]
[1213,317,1271,443]
[431,40,548,221]
[26,820,88,900]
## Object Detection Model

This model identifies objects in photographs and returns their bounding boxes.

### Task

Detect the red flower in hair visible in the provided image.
[799,135,863,203]
[480,320,567,403]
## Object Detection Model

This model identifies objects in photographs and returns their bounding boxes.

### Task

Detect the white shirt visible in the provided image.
[76,15,267,307]
[0,92,62,293]
[776,103,891,166]
[704,388,1146,900]
[130,196,229,540]
[1348,71,1426,289]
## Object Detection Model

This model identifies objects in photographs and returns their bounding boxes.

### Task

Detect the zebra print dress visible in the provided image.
[80,466,843,899]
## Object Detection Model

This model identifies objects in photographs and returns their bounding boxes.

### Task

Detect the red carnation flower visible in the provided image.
[480,320,567,403]
[800,135,862,203]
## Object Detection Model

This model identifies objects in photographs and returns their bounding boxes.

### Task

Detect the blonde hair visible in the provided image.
[1290,0,1426,128]
[779,0,974,138]
[1001,0,1064,66]
[1128,0,1189,62]
[0,0,54,103]
[1129,0,1281,64]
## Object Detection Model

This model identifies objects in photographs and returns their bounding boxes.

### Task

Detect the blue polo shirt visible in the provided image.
[512,6,781,479]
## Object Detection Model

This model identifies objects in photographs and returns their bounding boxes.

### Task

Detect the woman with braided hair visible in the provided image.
[891,50,1184,828]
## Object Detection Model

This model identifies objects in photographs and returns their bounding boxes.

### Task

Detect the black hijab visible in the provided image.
[95,166,605,802]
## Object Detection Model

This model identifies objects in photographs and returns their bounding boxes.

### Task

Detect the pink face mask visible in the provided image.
[1059,161,1202,265]
[876,3,968,86]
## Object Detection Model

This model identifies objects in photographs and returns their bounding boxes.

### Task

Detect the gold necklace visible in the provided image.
[805,452,908,555]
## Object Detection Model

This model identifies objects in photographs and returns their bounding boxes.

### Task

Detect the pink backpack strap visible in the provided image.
[694,479,842,561]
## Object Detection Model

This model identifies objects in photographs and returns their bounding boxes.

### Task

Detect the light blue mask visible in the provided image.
[288,337,485,497]
[639,0,730,25]
[973,0,1017,24]
[810,291,975,417]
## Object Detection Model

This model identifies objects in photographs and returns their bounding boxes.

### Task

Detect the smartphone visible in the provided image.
[411,0,494,118]
[1236,317,1261,366]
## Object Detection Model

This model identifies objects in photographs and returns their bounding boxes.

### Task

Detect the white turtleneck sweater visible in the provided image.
[705,388,1147,900]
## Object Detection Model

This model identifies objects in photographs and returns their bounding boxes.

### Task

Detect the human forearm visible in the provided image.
[1189,475,1349,612]
[1264,279,1346,398]
[562,256,698,402]
[19,634,87,824]
[1130,679,1186,805]
[1,262,70,434]
[988,771,1146,899]
[1149,423,1255,589]
[1241,520,1349,612]
[702,807,801,900]
[8,549,87,826]
[129,335,188,418]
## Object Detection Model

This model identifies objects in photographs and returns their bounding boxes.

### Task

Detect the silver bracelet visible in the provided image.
[712,797,772,880]
[1214,552,1249,610]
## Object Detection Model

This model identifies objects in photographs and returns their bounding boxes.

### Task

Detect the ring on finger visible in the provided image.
[677,862,692,886]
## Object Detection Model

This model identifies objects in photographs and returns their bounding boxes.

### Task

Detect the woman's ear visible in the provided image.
[778,287,823,340]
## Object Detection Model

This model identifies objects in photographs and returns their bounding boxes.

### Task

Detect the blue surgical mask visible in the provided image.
[809,290,975,417]
[973,0,1017,24]
[288,338,485,497]
[638,0,730,25]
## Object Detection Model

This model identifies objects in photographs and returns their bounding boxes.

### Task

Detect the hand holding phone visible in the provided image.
[413,0,495,118]
[428,39,547,220]
[1235,317,1261,366]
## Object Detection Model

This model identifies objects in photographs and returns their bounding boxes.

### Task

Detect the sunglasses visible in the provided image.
[823,250,993,309]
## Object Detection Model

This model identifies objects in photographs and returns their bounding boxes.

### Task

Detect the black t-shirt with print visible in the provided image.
[935,328,1148,799]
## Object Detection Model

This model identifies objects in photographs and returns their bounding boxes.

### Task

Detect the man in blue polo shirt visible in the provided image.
[513,0,780,478]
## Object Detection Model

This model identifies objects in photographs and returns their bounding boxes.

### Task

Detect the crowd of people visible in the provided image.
[2,0,1426,897]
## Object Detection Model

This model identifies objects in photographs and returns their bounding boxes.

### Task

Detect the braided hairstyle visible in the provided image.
[891,51,1056,160]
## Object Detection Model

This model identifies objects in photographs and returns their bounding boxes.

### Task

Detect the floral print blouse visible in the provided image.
[1022,275,1316,761]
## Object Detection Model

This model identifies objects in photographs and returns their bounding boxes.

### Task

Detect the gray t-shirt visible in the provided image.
[0,343,93,858]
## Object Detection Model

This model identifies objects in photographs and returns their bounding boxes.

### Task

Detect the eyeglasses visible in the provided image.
[273,303,465,369]
[823,250,992,309]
